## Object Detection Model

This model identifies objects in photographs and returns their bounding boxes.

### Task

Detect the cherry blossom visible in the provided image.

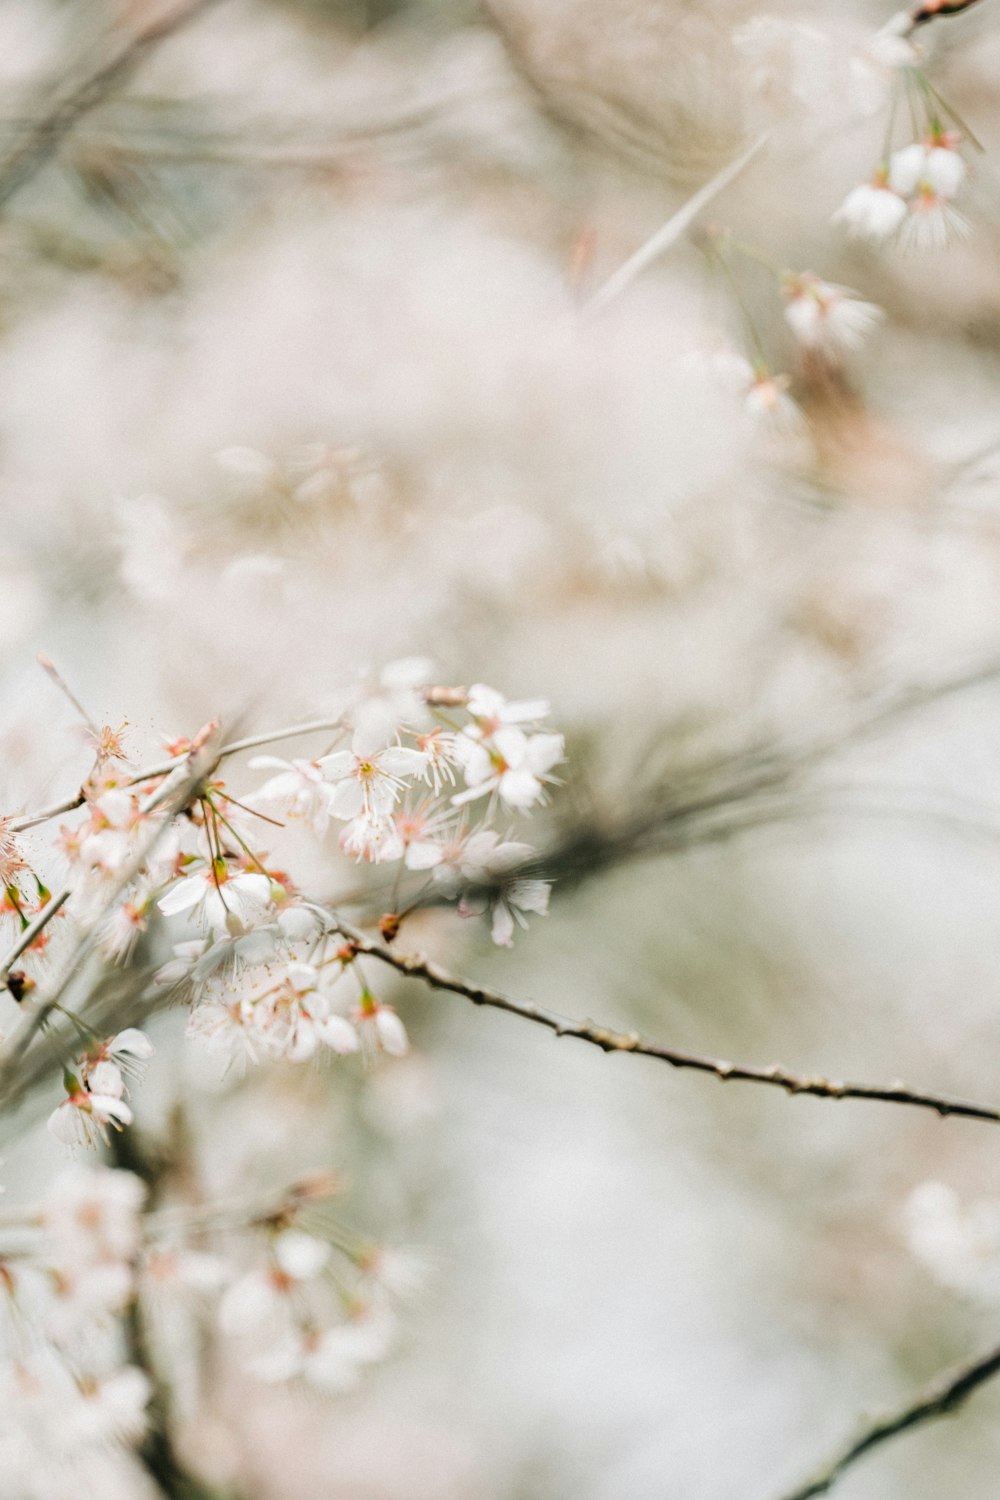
[318,728,428,824]
[247,755,336,836]
[452,725,564,811]
[782,273,883,353]
[158,866,273,936]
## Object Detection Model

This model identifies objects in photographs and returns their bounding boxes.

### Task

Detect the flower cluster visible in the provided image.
[836,130,969,249]
[0,665,562,1162]
[0,1159,415,1485]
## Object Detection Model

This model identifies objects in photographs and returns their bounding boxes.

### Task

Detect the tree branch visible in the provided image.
[0,0,225,212]
[327,916,1000,1127]
[777,1338,1000,1500]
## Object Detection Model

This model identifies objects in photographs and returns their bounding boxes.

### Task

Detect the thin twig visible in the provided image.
[9,715,347,834]
[0,0,225,211]
[326,916,1000,1126]
[777,1338,1000,1500]
[583,131,771,317]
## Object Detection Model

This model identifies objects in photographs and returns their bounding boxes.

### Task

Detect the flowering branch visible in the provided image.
[777,1337,1000,1499]
[8,714,349,835]
[327,917,1000,1126]
[0,736,219,1097]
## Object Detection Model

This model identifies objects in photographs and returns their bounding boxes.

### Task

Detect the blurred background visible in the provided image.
[3,0,1000,1496]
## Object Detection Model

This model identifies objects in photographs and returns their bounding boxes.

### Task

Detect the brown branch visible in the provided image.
[777,1338,1000,1500]
[911,0,986,24]
[0,0,225,212]
[327,916,1000,1127]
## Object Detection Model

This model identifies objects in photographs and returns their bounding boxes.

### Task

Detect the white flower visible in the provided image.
[433,828,534,896]
[351,657,435,748]
[744,372,804,433]
[273,1229,330,1280]
[889,141,966,200]
[899,188,970,251]
[319,727,428,824]
[158,868,273,936]
[88,1028,154,1088]
[61,1366,151,1448]
[834,179,908,239]
[338,813,404,864]
[489,878,551,947]
[48,1085,133,1150]
[466,683,549,730]
[248,1305,394,1389]
[43,1165,146,1266]
[452,726,564,811]
[99,900,149,961]
[414,727,459,794]
[783,274,883,353]
[904,1182,1000,1302]
[252,963,359,1062]
[296,1311,394,1391]
[354,993,408,1059]
[247,756,337,836]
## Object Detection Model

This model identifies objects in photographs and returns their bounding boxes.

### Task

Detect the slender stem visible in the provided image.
[325,915,1000,1127]
[8,715,349,834]
[0,888,70,985]
[777,1337,1000,1500]
[583,131,772,317]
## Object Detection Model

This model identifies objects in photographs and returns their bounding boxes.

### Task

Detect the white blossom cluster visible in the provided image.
[0,1161,419,1490]
[0,664,562,1147]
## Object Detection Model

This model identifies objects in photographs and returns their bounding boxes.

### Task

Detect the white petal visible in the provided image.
[274,1229,330,1279]
[375,1009,409,1057]
[498,769,543,809]
[110,1028,154,1059]
[889,143,928,196]
[319,1016,360,1054]
[378,746,428,778]
[158,877,205,916]
[318,751,353,782]
[525,732,564,776]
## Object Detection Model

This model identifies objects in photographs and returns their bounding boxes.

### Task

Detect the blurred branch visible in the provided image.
[0,0,225,212]
[777,1337,1000,1499]
[328,915,1000,1126]
[583,130,771,317]
[111,1125,240,1500]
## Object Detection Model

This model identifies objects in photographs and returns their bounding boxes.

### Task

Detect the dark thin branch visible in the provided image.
[111,1126,239,1500]
[328,916,1000,1127]
[911,0,985,24]
[777,1338,1000,1500]
[0,0,224,211]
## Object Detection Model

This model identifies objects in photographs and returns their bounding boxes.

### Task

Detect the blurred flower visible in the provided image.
[782,273,883,354]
